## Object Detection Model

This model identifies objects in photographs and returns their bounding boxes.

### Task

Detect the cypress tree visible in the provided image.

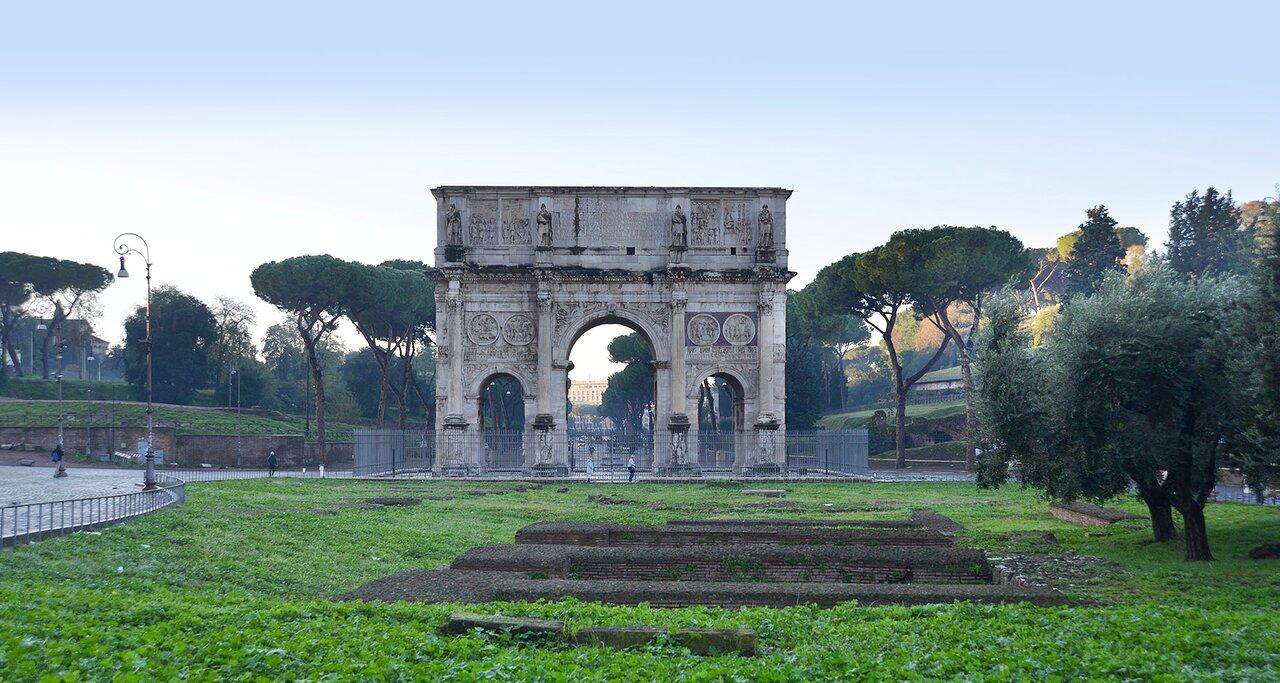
[1062,205,1124,298]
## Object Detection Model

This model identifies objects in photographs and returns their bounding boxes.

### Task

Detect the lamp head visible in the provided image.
[117,255,129,278]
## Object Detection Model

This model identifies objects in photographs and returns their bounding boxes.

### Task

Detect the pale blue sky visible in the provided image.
[2,1,1277,379]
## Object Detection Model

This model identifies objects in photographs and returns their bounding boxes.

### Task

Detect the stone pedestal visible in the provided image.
[658,414,700,477]
[439,415,478,477]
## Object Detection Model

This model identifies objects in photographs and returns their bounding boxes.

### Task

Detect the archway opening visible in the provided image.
[696,372,745,469]
[566,317,657,471]
[478,373,525,469]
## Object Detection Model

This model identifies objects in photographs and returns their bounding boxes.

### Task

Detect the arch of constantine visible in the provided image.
[429,186,792,476]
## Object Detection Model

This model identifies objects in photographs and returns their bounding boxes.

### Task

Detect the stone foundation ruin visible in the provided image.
[344,515,1069,608]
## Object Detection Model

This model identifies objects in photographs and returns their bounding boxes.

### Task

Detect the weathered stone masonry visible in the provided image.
[429,187,793,475]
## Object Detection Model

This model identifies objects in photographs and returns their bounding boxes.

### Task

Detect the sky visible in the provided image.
[2,1,1277,380]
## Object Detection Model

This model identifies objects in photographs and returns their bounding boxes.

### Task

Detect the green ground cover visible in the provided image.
[818,399,966,429]
[1,377,137,402]
[0,400,366,442]
[1,480,1277,680]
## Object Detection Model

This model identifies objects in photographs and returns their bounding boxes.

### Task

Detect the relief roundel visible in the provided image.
[501,314,535,346]
[466,313,500,346]
[722,313,757,346]
[687,314,722,346]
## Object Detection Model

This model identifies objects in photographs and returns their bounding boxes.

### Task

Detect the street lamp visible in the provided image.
[230,366,242,466]
[55,342,65,448]
[113,233,157,490]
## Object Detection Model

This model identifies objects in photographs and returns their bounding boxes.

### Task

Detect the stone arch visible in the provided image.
[685,364,756,400]
[555,308,668,364]
[468,365,537,400]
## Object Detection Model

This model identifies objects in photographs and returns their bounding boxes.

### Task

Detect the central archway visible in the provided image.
[561,315,660,472]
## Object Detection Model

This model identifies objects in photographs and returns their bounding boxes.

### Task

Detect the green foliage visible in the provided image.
[600,362,653,431]
[606,332,653,364]
[1062,206,1125,298]
[1225,221,1280,498]
[976,265,1244,559]
[124,285,219,404]
[1166,187,1250,280]
[1,377,135,401]
[1026,303,1059,346]
[1056,226,1147,261]
[1,480,1278,679]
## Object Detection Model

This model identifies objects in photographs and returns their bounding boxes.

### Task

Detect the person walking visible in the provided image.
[267,451,278,477]
[585,455,595,482]
[51,443,67,478]
[626,455,636,483]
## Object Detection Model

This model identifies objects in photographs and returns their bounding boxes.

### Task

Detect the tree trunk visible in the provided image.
[397,354,411,430]
[1176,503,1213,561]
[894,385,908,469]
[958,350,976,470]
[3,333,21,377]
[303,338,327,463]
[1143,492,1178,543]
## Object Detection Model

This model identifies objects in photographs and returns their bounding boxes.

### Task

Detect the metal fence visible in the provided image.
[784,430,870,475]
[354,428,868,477]
[353,428,435,476]
[1,473,185,549]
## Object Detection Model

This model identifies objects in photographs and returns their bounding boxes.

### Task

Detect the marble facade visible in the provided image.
[430,187,792,475]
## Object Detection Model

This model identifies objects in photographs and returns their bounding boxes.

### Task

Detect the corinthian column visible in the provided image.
[445,281,465,423]
[534,289,554,425]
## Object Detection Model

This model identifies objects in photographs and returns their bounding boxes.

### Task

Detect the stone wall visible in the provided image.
[0,426,177,461]
[175,435,354,468]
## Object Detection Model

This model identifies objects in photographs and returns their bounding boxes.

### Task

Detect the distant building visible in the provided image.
[910,366,964,397]
[568,379,608,406]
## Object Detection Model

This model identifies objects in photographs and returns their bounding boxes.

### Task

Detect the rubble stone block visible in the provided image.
[675,628,758,656]
[573,626,664,649]
[438,612,564,638]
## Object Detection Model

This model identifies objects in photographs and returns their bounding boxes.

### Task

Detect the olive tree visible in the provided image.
[977,263,1240,560]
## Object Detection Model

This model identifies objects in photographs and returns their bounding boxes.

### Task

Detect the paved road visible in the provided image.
[0,465,145,506]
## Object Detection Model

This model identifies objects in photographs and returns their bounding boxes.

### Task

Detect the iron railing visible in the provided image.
[355,428,869,477]
[1,473,185,549]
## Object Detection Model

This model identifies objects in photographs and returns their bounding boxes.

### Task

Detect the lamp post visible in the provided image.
[113,233,156,490]
[55,341,64,447]
[230,365,242,466]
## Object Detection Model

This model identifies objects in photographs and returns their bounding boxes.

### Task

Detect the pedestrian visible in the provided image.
[51,443,67,478]
[586,455,595,482]
[627,455,636,483]
[267,450,278,477]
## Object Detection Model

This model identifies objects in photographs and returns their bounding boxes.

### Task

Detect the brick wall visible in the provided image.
[0,426,177,461]
[0,426,352,468]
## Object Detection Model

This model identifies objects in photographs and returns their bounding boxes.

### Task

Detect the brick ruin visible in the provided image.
[344,514,1068,608]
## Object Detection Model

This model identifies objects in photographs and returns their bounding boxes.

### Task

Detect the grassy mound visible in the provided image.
[0,399,367,441]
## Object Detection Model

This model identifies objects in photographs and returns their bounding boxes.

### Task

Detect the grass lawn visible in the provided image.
[0,400,367,442]
[818,399,966,429]
[1,480,1278,680]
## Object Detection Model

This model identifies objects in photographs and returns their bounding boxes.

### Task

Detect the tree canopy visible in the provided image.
[1062,206,1125,298]
[124,285,218,404]
[1166,187,1249,280]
